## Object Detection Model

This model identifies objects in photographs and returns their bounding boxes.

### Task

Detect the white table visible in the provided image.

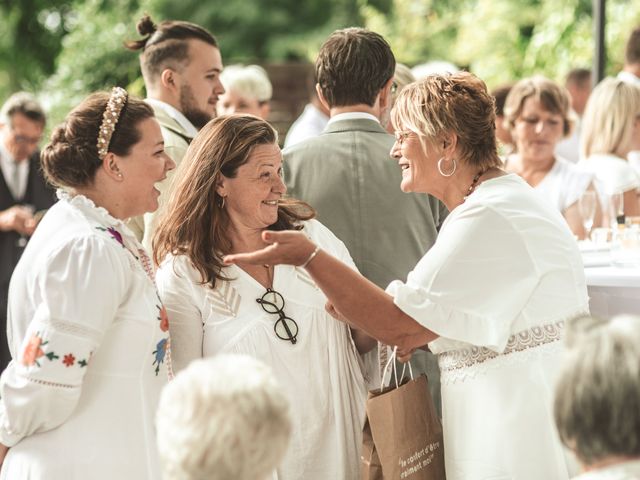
[582,248,640,317]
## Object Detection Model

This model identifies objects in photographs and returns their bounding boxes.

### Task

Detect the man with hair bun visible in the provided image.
[0,92,55,371]
[125,15,224,252]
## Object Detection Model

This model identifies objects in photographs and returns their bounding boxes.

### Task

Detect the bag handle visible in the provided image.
[380,346,414,391]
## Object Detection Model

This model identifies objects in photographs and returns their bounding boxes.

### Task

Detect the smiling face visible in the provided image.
[117,117,176,217]
[513,97,565,163]
[390,126,441,194]
[217,143,286,232]
[177,40,225,129]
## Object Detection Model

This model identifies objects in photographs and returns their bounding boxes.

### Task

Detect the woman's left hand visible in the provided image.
[224,230,316,267]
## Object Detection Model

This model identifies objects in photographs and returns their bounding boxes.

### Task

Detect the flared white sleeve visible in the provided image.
[0,236,128,447]
[156,257,204,373]
[386,204,538,353]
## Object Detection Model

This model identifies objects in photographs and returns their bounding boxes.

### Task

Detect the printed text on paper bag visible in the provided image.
[398,441,441,478]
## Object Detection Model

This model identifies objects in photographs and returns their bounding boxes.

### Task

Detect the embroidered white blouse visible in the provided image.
[0,191,171,480]
[156,219,367,480]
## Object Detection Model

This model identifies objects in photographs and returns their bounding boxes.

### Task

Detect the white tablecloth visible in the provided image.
[582,246,640,317]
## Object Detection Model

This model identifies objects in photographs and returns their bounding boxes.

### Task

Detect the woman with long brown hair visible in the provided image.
[154,114,372,480]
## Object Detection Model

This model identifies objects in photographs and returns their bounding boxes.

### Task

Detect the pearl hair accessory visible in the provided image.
[97,87,128,160]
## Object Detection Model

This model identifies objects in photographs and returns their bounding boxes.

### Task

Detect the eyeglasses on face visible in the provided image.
[11,132,42,146]
[394,130,414,146]
[256,288,299,344]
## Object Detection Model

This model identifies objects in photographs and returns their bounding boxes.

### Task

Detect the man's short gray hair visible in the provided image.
[156,354,291,480]
[554,315,640,466]
[0,91,46,126]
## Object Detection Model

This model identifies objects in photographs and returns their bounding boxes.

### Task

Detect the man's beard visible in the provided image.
[179,84,213,130]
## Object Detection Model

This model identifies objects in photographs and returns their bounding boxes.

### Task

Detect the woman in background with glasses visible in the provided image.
[503,76,600,239]
[154,114,371,480]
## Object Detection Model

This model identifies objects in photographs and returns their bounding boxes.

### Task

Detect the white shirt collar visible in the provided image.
[617,70,640,86]
[327,111,380,125]
[145,98,199,138]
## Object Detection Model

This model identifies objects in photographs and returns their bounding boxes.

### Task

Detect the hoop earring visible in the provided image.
[437,157,456,177]
[219,196,226,209]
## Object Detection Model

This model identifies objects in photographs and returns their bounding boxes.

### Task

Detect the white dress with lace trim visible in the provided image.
[385,174,588,480]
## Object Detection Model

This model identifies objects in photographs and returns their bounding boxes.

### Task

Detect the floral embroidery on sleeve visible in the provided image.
[63,354,76,367]
[21,333,91,369]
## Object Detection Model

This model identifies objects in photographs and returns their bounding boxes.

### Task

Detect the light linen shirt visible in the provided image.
[145,98,198,138]
[283,103,329,148]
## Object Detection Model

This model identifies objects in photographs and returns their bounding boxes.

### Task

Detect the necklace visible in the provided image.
[464,169,487,200]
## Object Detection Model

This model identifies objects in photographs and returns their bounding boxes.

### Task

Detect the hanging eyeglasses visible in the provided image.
[256,288,299,344]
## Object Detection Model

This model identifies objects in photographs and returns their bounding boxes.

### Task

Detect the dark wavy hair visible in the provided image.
[153,115,315,288]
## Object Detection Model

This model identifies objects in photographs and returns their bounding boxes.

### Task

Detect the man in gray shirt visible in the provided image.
[284,27,446,407]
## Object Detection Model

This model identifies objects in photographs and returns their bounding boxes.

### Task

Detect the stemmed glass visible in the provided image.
[579,191,597,240]
[610,192,624,226]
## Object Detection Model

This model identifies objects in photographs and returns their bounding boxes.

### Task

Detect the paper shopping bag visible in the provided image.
[361,374,446,480]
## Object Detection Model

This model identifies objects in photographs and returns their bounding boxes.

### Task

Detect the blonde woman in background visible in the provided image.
[504,76,600,239]
[217,65,272,119]
[580,77,640,217]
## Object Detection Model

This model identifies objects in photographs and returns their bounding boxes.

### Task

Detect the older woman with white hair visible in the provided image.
[226,72,589,480]
[580,77,640,217]
[554,315,640,479]
[156,354,291,480]
[217,64,273,119]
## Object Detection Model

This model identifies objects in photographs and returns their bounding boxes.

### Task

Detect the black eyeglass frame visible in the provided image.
[256,288,299,344]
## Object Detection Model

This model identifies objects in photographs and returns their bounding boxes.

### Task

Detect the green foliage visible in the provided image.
[0,0,72,98]
[362,0,640,89]
[3,0,640,129]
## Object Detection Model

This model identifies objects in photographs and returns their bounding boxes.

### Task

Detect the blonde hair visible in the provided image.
[220,65,272,102]
[392,63,416,101]
[391,72,501,171]
[503,76,573,137]
[580,77,640,159]
[157,355,291,480]
[153,115,314,286]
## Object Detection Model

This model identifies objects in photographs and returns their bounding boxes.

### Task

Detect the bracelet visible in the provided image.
[300,245,321,268]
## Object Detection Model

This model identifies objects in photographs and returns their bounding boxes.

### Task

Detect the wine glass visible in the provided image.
[578,191,597,240]
[609,191,624,226]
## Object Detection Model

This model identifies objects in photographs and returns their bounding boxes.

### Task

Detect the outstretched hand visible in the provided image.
[224,230,317,267]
